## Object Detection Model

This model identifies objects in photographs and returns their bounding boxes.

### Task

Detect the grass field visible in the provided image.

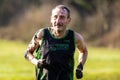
[0,39,120,80]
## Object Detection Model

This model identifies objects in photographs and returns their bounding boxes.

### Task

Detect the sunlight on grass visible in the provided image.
[0,39,120,80]
[0,40,35,80]
[82,47,120,80]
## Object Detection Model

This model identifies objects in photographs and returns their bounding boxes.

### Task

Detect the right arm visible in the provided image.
[24,29,44,66]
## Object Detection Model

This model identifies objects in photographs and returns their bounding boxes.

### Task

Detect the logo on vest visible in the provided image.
[49,44,69,51]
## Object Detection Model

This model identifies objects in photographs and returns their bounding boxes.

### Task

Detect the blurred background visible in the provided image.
[0,0,120,80]
[0,0,120,48]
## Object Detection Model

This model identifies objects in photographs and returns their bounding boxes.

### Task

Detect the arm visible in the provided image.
[75,32,88,78]
[24,29,44,66]
[75,32,88,66]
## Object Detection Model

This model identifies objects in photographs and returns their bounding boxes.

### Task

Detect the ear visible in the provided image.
[67,17,71,24]
[50,16,52,23]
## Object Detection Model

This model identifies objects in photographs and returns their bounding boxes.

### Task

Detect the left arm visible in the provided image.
[75,32,88,66]
[75,32,88,79]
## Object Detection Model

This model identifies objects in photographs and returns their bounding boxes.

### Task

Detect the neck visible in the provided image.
[50,28,66,38]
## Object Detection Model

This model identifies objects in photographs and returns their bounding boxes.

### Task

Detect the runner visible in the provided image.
[24,5,88,80]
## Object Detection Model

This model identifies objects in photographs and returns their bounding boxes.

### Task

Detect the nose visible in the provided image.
[55,17,61,23]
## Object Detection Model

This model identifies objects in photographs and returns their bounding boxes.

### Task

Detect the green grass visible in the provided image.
[0,40,35,80]
[79,47,120,80]
[0,39,120,80]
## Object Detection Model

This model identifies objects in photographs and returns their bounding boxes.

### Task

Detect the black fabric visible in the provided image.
[36,28,75,80]
[76,63,83,79]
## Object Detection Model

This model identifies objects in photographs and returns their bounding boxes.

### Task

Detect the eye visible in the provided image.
[60,16,65,19]
[53,15,57,19]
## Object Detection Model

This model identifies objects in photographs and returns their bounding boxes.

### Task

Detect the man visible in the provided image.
[24,5,88,80]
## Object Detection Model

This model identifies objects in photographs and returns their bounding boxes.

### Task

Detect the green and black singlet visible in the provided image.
[36,27,76,80]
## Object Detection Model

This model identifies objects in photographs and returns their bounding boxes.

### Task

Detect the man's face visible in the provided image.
[51,8,71,31]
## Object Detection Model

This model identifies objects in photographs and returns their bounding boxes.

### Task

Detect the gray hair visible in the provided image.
[52,5,70,18]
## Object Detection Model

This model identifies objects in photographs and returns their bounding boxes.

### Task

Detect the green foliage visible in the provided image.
[0,0,120,48]
[0,39,120,80]
[73,0,94,10]
[0,0,41,26]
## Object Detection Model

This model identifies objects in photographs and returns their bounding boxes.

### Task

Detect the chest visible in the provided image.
[43,38,72,52]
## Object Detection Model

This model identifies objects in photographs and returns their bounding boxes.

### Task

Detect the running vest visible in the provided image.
[36,28,75,80]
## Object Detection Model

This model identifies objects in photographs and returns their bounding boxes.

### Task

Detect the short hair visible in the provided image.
[52,5,70,18]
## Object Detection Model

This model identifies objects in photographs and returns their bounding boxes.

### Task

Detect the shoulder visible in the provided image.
[35,28,46,39]
[74,32,87,51]
[66,29,84,43]
[75,32,84,43]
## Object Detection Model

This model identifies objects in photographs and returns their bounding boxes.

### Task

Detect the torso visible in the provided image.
[40,27,75,80]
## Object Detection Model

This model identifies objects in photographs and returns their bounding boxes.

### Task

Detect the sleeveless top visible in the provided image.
[36,27,75,80]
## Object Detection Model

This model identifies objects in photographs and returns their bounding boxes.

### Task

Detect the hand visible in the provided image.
[37,59,43,68]
[76,63,83,79]
[37,59,49,69]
